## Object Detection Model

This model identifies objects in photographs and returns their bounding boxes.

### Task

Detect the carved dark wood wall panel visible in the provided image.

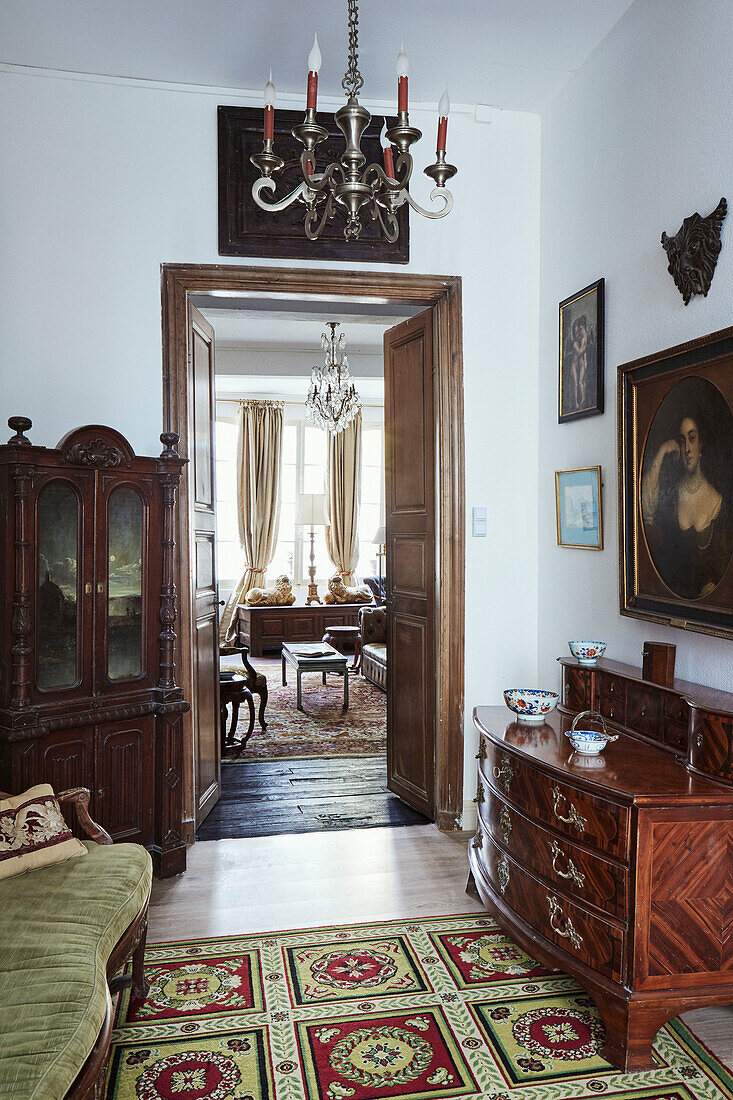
[218,105,409,262]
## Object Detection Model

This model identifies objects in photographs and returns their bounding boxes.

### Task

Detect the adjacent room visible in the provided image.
[1,2,732,1098]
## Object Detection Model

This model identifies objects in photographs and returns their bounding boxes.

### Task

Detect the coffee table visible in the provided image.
[281,642,349,712]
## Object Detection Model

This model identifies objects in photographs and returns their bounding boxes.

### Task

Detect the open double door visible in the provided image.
[186,302,437,828]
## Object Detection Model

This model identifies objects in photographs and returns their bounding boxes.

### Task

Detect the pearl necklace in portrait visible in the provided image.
[680,469,704,496]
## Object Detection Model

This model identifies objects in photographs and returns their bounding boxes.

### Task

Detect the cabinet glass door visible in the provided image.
[37,481,80,690]
[107,487,144,680]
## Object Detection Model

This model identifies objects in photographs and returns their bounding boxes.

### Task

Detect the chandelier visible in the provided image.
[250,0,456,243]
[306,323,361,434]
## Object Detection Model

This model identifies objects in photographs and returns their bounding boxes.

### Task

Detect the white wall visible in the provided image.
[215,345,385,379]
[0,66,541,818]
[538,0,733,692]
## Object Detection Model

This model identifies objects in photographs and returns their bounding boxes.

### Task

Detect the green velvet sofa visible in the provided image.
[0,788,152,1100]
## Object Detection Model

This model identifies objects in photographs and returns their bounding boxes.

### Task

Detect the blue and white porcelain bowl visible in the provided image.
[568,640,607,666]
[503,689,559,724]
[565,710,618,755]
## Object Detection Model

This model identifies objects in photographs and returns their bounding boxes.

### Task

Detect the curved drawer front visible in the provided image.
[480,737,630,861]
[477,789,628,920]
[474,828,626,984]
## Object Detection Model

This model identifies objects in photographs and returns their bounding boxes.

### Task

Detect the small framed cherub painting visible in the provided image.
[558,279,605,423]
[555,466,603,550]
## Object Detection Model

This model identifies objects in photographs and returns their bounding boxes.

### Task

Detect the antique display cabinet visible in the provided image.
[0,418,188,877]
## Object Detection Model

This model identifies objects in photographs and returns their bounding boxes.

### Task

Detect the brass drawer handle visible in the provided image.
[549,839,585,888]
[471,829,483,850]
[475,740,487,761]
[497,854,509,895]
[492,756,514,794]
[546,894,583,949]
[500,806,512,845]
[695,732,704,749]
[473,779,484,805]
[551,786,587,833]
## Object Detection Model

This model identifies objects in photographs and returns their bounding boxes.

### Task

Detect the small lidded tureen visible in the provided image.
[565,710,618,756]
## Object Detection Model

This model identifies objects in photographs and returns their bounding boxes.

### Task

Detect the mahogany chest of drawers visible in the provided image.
[470,705,733,1071]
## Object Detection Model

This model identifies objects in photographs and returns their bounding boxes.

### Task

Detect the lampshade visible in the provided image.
[296,493,328,526]
[372,525,386,544]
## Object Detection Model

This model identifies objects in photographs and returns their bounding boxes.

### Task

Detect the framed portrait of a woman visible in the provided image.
[619,326,733,639]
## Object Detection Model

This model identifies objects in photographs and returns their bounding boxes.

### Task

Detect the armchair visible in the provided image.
[359,604,387,691]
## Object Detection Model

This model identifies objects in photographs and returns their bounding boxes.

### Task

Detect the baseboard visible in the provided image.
[462,800,478,833]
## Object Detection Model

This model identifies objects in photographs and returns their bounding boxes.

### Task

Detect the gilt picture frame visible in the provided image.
[558,279,605,423]
[555,466,603,550]
[619,326,733,639]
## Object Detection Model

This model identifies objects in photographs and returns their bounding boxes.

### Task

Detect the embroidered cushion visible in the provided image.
[0,784,87,881]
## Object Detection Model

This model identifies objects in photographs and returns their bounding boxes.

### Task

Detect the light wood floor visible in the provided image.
[150,824,733,1070]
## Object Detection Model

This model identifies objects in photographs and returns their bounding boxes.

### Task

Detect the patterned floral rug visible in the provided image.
[105,914,732,1099]
[221,661,386,760]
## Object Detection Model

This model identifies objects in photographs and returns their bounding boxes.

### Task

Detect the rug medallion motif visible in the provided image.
[107,914,733,1100]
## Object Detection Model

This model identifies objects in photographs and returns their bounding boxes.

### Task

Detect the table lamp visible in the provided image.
[296,493,329,605]
[372,524,386,601]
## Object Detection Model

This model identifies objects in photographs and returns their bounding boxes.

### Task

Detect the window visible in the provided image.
[358,424,385,580]
[215,410,385,591]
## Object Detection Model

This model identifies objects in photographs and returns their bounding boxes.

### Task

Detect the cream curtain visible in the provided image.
[220,400,283,644]
[325,411,362,586]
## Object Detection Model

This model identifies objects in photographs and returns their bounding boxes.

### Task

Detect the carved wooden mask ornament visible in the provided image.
[661,197,727,305]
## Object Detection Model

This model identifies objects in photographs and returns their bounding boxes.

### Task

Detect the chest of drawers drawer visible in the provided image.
[473,829,626,984]
[477,791,628,920]
[598,671,627,725]
[480,737,631,861]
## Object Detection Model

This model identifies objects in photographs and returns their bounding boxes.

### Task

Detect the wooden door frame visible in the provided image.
[161,263,465,836]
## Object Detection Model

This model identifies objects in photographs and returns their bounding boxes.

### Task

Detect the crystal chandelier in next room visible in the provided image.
[250,0,457,243]
[306,323,361,434]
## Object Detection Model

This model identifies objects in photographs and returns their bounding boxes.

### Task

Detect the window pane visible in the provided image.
[281,463,297,503]
[283,424,297,464]
[303,463,326,494]
[216,459,235,503]
[217,541,245,582]
[279,501,295,536]
[362,427,383,466]
[304,424,326,465]
[216,420,238,461]
[269,541,295,582]
[361,464,382,504]
[360,503,380,541]
[216,499,239,540]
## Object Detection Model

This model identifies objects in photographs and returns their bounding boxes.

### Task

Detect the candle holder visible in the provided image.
[250,0,456,244]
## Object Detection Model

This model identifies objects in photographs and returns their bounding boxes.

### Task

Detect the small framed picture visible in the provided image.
[558,279,605,423]
[555,466,603,549]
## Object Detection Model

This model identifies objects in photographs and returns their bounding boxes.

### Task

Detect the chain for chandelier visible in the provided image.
[250,0,456,243]
[305,322,361,434]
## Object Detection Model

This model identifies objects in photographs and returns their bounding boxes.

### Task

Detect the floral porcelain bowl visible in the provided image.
[565,710,618,755]
[503,689,559,724]
[568,640,606,666]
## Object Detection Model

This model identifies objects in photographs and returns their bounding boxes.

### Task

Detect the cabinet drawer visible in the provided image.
[663,695,689,752]
[474,829,626,983]
[598,671,627,725]
[478,790,628,920]
[562,666,592,712]
[480,738,630,861]
[625,685,661,742]
[690,713,733,781]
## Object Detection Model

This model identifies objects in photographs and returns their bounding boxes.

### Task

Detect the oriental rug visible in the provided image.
[221,660,386,761]
[105,913,733,1100]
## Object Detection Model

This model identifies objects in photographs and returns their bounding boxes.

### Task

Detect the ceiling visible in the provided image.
[196,302,415,352]
[3,0,635,113]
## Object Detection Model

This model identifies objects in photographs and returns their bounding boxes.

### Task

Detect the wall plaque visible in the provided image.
[218,105,409,263]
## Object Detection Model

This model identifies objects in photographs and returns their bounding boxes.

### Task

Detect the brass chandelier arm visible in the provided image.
[403,187,454,220]
[251,176,314,213]
[305,193,337,240]
[372,202,400,243]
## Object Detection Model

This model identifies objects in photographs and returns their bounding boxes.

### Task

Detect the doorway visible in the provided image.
[161,264,465,842]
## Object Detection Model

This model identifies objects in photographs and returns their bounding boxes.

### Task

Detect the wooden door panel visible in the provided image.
[96,718,155,843]
[188,304,221,825]
[385,310,435,818]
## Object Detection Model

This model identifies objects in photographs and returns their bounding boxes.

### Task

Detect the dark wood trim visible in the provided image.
[161,263,465,831]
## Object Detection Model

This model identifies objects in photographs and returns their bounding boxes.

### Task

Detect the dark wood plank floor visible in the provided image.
[196,755,430,840]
